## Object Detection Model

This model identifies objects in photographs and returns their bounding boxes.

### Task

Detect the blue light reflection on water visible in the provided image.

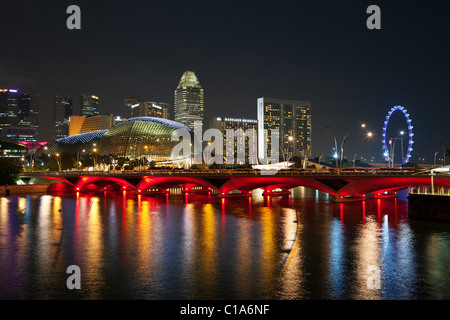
[1,188,450,299]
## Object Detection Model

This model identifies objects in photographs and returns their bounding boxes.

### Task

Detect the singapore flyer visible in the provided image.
[382,106,414,165]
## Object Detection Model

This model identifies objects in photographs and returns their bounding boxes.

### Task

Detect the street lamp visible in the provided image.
[339,123,366,170]
[353,153,358,167]
[318,154,324,167]
[55,153,62,171]
[287,136,293,169]
[326,127,339,172]
[92,148,98,169]
[77,148,85,170]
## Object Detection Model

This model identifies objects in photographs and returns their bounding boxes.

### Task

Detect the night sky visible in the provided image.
[1,0,449,164]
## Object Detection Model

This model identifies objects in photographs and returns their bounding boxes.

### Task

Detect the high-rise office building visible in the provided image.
[18,93,31,126]
[54,96,73,139]
[128,98,169,119]
[211,117,258,165]
[81,94,99,117]
[174,71,204,130]
[0,88,20,135]
[29,94,40,138]
[0,89,40,141]
[257,97,311,162]
[156,102,170,119]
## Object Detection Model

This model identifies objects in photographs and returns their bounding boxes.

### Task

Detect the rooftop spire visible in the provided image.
[177,71,202,89]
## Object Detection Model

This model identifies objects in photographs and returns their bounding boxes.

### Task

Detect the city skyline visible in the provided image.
[1,1,449,164]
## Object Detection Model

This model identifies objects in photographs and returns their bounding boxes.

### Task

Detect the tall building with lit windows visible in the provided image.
[54,96,73,140]
[211,117,258,165]
[127,98,169,119]
[0,89,40,141]
[257,97,311,161]
[174,71,204,130]
[81,94,99,117]
[0,88,20,135]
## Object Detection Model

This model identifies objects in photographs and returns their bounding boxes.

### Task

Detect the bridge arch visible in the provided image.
[74,176,137,192]
[218,177,337,197]
[336,176,450,198]
[136,176,217,193]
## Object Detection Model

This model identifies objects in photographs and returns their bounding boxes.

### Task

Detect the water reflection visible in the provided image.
[0,188,450,299]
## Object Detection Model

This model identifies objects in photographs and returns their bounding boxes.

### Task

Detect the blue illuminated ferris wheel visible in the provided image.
[382,106,414,164]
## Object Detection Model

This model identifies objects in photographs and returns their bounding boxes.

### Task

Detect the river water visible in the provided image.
[1,188,450,300]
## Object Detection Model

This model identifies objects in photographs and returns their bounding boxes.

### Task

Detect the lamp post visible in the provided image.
[441,143,446,166]
[326,127,339,172]
[55,153,62,171]
[92,148,97,169]
[77,148,85,170]
[353,153,358,167]
[144,145,148,169]
[339,123,366,170]
[399,131,405,163]
[287,136,293,169]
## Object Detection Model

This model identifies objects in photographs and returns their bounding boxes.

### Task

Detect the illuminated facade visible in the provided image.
[69,114,115,136]
[210,117,258,165]
[0,89,40,141]
[128,99,169,119]
[174,71,204,130]
[40,117,191,164]
[0,89,20,136]
[1,126,37,142]
[81,94,100,117]
[99,117,189,161]
[54,96,73,139]
[257,97,311,161]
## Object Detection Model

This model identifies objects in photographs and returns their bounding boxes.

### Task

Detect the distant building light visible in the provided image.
[8,89,18,93]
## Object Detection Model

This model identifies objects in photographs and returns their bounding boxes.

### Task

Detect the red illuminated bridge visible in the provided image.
[21,168,450,202]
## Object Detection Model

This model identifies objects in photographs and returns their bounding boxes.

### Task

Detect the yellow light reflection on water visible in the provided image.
[354,207,382,300]
[259,206,277,294]
[279,207,305,299]
[199,203,218,295]
[84,196,105,298]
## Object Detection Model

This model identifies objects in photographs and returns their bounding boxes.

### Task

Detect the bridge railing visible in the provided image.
[22,168,420,177]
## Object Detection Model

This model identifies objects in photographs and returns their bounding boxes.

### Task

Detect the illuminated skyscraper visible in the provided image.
[127,98,169,119]
[29,94,40,138]
[211,117,258,165]
[54,96,73,139]
[81,94,99,117]
[174,71,204,130]
[0,89,40,141]
[257,97,311,161]
[0,88,20,135]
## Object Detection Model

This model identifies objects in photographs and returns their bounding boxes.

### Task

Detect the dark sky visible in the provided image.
[1,0,449,164]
